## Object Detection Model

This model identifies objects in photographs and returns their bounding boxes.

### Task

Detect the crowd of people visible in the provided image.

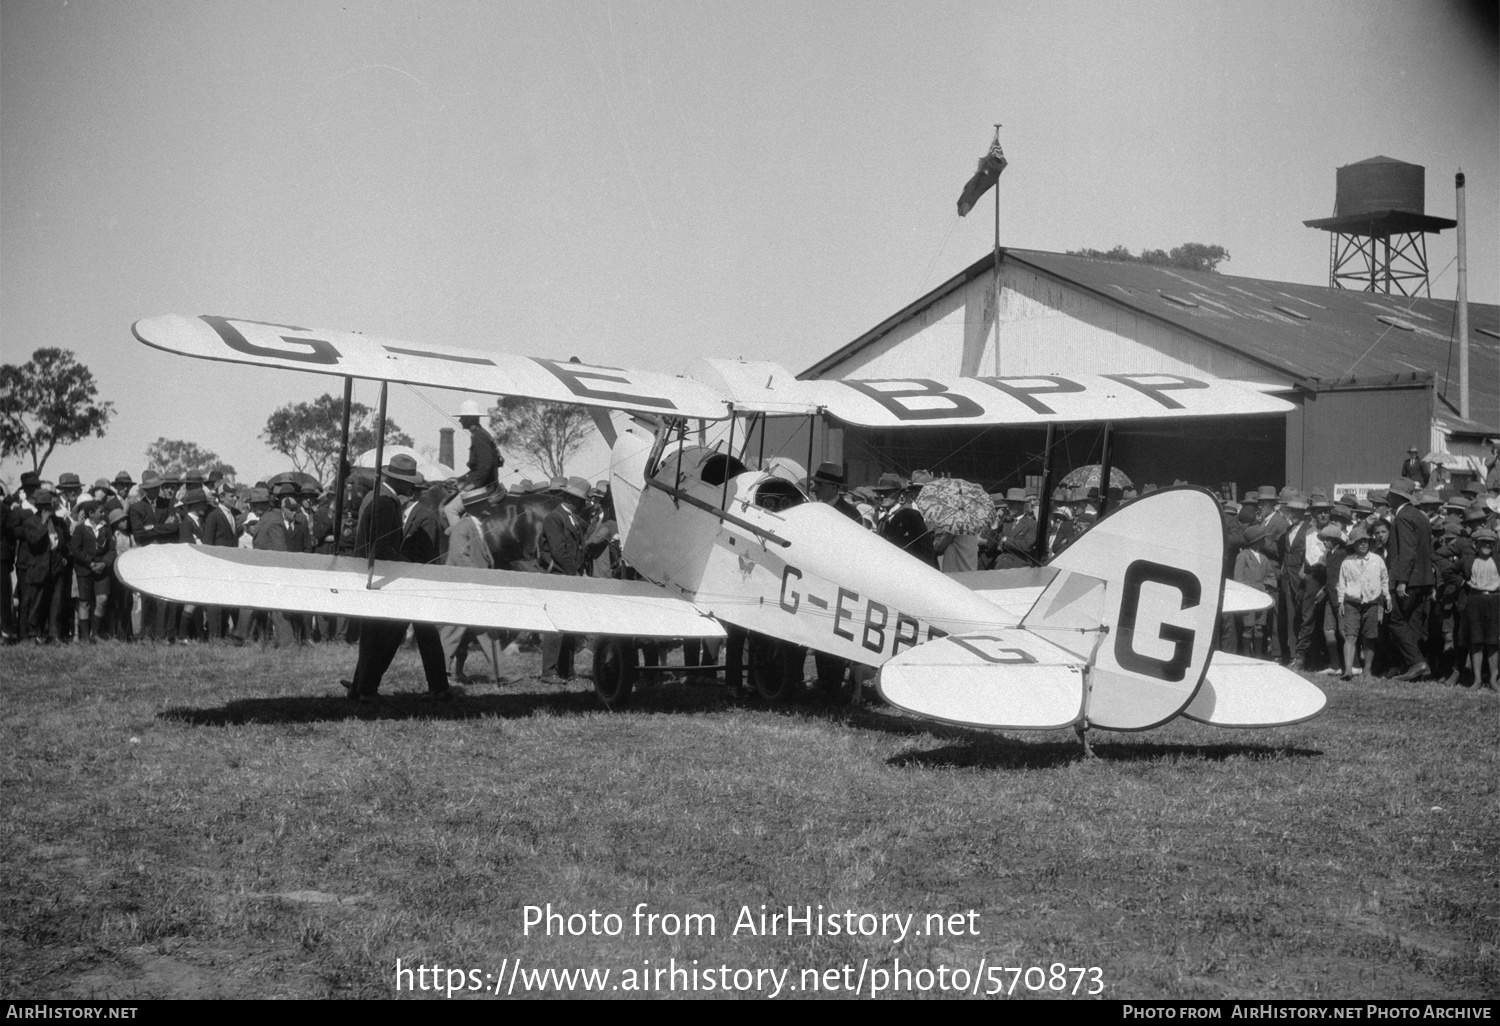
[1220,476,1500,688]
[6,431,1498,694]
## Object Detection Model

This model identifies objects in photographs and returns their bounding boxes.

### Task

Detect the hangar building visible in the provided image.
[764,248,1500,498]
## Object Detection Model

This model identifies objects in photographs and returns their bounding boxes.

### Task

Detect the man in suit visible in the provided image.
[344,455,451,702]
[129,471,180,641]
[199,485,238,640]
[993,488,1038,569]
[1386,477,1435,681]
[18,487,70,643]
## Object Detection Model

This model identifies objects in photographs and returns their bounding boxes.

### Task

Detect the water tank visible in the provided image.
[1335,156,1425,217]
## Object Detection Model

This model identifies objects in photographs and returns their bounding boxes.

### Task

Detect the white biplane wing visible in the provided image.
[133,314,730,420]
[687,358,1293,426]
[115,546,724,638]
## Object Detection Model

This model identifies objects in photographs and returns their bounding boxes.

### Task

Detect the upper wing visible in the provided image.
[690,358,1292,426]
[133,314,730,421]
[116,545,725,638]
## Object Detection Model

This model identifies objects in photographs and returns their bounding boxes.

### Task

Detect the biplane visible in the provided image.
[118,314,1326,746]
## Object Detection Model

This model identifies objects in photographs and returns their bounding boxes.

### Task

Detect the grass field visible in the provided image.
[1,639,1495,1000]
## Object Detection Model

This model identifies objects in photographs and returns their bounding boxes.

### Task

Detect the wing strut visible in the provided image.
[721,408,736,509]
[366,380,389,588]
[1032,422,1056,564]
[1097,421,1115,518]
[331,375,353,556]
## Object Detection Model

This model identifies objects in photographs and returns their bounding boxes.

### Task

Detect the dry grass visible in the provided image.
[0,640,1495,999]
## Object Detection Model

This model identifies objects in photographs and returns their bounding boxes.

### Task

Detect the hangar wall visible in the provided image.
[1284,379,1432,494]
[829,264,1289,385]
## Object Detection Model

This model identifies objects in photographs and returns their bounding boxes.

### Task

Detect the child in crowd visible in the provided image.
[1460,528,1500,690]
[1336,527,1388,681]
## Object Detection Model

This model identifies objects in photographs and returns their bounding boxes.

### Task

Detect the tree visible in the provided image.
[0,348,114,474]
[1066,242,1231,273]
[142,438,235,482]
[262,393,413,484]
[488,398,593,479]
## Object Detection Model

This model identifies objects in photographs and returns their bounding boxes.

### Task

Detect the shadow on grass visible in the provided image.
[157,679,742,726]
[890,738,1324,771]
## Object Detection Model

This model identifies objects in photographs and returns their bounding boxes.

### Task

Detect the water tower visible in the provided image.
[1303,156,1455,297]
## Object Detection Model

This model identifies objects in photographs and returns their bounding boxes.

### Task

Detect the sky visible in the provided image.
[3,0,1496,488]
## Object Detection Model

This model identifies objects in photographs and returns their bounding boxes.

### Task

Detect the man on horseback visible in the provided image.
[444,399,507,524]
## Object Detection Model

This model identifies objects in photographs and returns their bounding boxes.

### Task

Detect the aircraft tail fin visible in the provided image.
[1027,487,1226,731]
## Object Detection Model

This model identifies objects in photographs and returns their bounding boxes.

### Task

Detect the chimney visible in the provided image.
[439,427,455,469]
[1456,171,1469,421]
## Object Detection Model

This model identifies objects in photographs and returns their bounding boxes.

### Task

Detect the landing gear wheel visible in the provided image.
[749,634,803,702]
[593,638,637,709]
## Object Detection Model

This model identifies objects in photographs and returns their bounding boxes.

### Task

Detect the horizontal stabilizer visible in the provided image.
[116,546,724,638]
[1184,653,1327,727]
[1223,579,1273,614]
[948,566,1056,622]
[878,631,1087,730]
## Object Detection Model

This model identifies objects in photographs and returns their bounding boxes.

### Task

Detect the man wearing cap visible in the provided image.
[1385,478,1435,681]
[129,471,181,641]
[537,477,596,684]
[1336,527,1389,681]
[878,474,938,569]
[345,454,452,702]
[441,400,506,529]
[70,498,113,643]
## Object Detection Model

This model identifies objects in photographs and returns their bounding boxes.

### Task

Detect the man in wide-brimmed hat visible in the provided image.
[344,453,452,702]
[1400,446,1428,488]
[993,487,1038,569]
[1384,477,1435,681]
[809,461,860,522]
[16,487,70,643]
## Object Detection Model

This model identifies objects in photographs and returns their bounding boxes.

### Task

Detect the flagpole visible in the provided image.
[993,123,1001,376]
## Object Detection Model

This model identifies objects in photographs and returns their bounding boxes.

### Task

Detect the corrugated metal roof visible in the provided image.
[806,248,1500,429]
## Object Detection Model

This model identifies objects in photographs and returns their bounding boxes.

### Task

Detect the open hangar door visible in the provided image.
[834,415,1285,498]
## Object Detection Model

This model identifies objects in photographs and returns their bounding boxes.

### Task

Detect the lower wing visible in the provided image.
[116,546,724,638]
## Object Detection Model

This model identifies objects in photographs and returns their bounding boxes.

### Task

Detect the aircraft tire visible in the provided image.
[749,634,803,703]
[593,638,637,709]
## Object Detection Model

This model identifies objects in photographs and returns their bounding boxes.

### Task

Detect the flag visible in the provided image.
[956,137,1008,217]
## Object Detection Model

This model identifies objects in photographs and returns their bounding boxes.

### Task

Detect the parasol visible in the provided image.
[914,477,993,535]
[1059,464,1133,490]
[1422,450,1468,471]
[266,470,323,492]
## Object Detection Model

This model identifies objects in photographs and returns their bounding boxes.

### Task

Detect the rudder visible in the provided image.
[1029,486,1225,731]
